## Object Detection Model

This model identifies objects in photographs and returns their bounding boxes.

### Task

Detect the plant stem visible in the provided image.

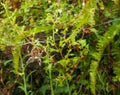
[21,56,28,95]
[66,77,71,95]
[23,73,28,95]
[49,64,54,95]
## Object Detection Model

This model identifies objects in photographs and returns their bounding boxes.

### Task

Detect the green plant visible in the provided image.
[18,57,36,95]
[0,0,120,95]
[90,19,120,95]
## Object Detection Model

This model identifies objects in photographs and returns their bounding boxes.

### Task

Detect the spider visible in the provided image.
[26,46,44,66]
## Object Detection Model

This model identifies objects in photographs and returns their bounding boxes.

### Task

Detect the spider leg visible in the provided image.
[37,58,41,66]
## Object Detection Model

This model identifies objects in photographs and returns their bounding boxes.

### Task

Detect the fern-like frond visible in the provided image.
[12,46,21,74]
[90,23,120,95]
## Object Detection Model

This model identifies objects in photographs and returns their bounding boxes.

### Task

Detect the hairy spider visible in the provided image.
[27,46,44,66]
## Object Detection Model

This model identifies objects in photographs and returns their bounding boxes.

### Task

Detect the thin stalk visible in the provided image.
[66,80,71,95]
[20,54,28,95]
[23,73,28,95]
[64,73,71,95]
[49,65,54,95]
[46,39,54,95]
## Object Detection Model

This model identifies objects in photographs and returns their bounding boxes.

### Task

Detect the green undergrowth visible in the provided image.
[0,0,120,95]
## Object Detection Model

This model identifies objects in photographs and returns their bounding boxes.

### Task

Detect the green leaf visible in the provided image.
[39,84,50,95]
[3,59,12,66]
